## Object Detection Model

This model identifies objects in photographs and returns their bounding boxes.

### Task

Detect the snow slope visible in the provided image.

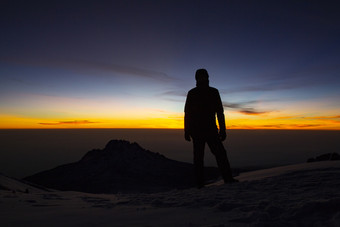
[1,161,340,226]
[0,173,49,193]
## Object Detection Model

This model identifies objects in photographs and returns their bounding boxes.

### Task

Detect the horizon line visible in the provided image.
[1,127,339,131]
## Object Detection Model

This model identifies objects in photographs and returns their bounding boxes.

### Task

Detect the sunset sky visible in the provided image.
[1,0,340,129]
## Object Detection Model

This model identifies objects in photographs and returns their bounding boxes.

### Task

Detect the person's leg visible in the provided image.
[207,135,234,183]
[192,138,205,188]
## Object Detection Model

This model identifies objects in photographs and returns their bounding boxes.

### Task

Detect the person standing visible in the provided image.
[184,69,237,188]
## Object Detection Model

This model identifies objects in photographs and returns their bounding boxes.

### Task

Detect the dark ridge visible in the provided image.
[307,152,340,163]
[23,140,220,193]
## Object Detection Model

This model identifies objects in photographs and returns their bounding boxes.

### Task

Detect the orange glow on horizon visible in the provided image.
[1,112,340,130]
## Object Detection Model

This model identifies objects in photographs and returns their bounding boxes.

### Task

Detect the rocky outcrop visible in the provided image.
[307,152,340,163]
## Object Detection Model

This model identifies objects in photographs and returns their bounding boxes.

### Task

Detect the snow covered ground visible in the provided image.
[1,161,340,226]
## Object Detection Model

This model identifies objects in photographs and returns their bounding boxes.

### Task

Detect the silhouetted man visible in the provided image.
[184,69,237,188]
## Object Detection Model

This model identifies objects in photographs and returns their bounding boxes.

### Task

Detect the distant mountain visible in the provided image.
[24,140,219,193]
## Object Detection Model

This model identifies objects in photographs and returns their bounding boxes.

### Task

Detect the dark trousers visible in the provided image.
[192,135,232,187]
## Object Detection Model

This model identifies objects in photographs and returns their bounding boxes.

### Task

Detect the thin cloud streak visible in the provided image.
[302,115,340,124]
[272,115,340,122]
[227,124,325,129]
[303,115,340,120]
[160,90,187,97]
[223,101,272,115]
[238,110,271,115]
[220,77,320,95]
[221,83,302,94]
[160,91,274,115]
[258,124,325,129]
[1,57,176,82]
[39,120,99,125]
[223,101,257,109]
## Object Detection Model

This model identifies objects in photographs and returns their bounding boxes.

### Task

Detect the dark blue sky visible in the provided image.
[1,0,340,129]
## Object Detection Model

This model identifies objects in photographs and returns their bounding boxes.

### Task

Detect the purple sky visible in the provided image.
[1,0,340,129]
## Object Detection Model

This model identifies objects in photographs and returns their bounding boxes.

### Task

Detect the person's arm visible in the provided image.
[184,115,191,141]
[216,90,226,141]
[184,92,191,141]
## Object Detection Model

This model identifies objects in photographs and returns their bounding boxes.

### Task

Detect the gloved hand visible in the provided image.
[185,131,191,141]
[219,130,227,141]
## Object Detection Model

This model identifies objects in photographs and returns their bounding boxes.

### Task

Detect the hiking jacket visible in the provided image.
[184,86,226,137]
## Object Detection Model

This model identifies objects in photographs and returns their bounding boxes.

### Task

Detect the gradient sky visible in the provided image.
[1,0,340,129]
